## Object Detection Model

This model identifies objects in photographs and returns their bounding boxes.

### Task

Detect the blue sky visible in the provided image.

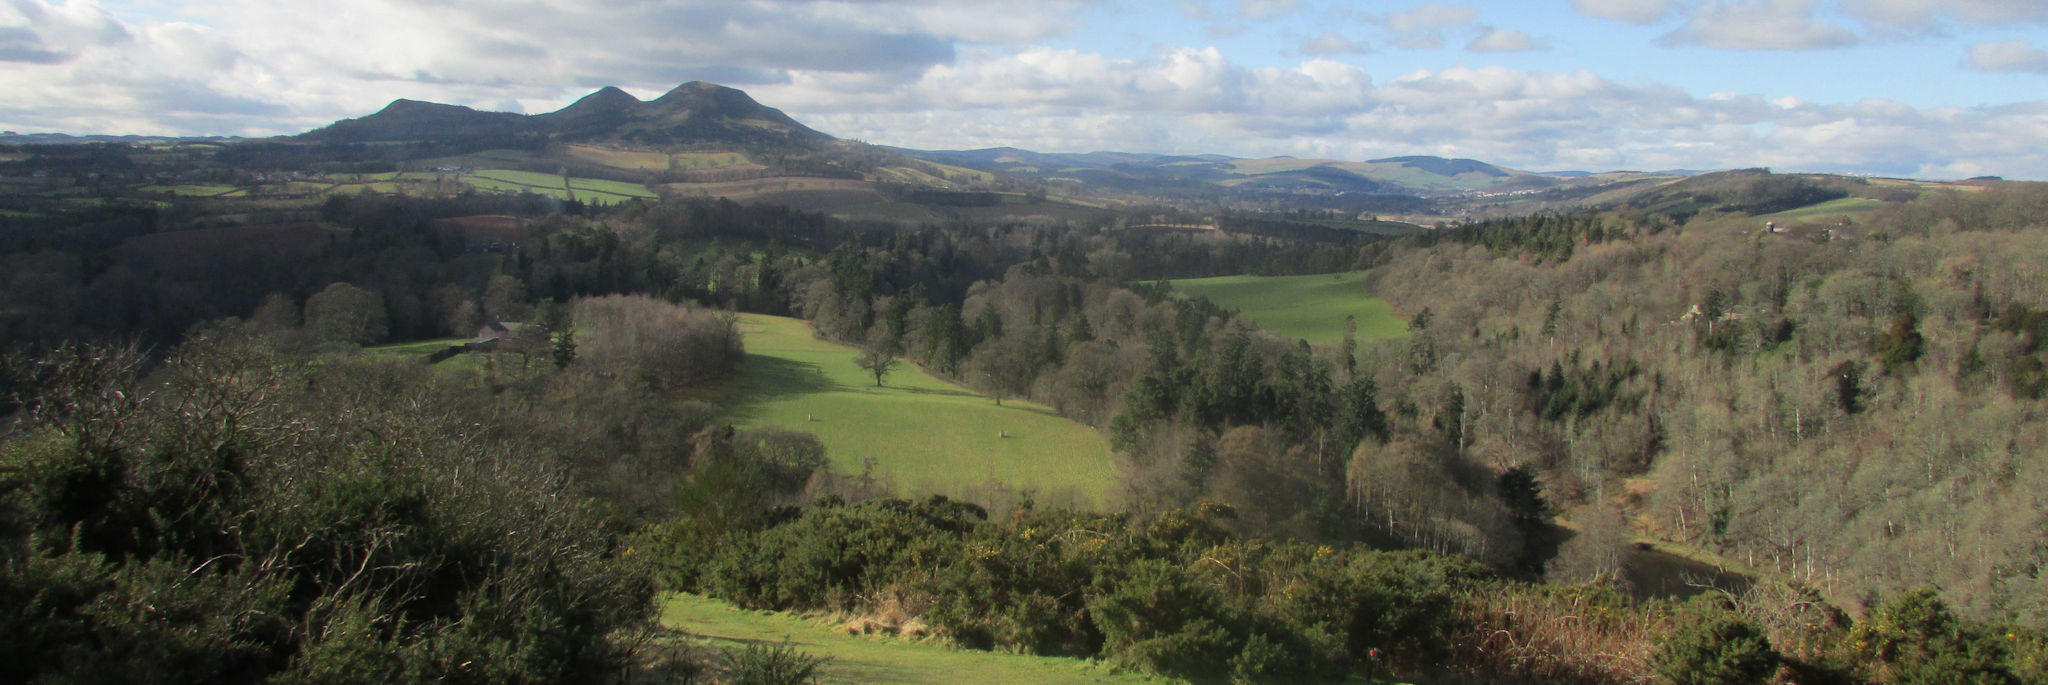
[3,0,2046,178]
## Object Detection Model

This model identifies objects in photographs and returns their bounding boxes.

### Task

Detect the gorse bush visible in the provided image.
[665,496,1481,683]
[1652,597,1779,685]
[0,329,652,682]
[1854,587,2018,685]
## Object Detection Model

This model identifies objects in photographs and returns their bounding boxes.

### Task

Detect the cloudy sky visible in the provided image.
[4,0,2046,178]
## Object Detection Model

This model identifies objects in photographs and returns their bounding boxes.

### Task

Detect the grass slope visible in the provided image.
[1761,196,1888,222]
[661,594,1167,685]
[1165,271,1408,346]
[718,314,1120,509]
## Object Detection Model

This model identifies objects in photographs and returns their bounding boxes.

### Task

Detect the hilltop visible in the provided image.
[303,81,831,150]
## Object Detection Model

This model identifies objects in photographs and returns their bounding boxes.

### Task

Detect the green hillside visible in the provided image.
[718,314,1121,509]
[1164,271,1408,346]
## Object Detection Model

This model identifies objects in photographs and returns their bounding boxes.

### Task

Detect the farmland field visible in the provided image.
[1162,271,1408,346]
[715,314,1121,509]
[670,151,758,170]
[1761,196,1888,222]
[660,177,872,201]
[465,169,655,205]
[563,144,670,170]
[660,594,1164,685]
[138,184,237,197]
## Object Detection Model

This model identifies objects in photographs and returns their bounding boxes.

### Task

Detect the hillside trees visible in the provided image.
[1362,190,2048,625]
[573,294,742,391]
[303,281,388,346]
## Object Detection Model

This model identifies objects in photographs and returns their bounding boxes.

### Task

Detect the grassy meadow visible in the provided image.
[716,314,1121,509]
[660,594,1166,685]
[1162,271,1408,346]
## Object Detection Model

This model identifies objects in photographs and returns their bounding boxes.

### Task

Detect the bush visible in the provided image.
[703,496,980,610]
[0,335,654,682]
[1652,598,1779,685]
[722,640,829,685]
[1854,587,2016,685]
[1087,558,1241,679]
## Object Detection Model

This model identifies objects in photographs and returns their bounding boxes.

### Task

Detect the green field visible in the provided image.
[1162,271,1408,346]
[660,594,1166,685]
[139,184,237,197]
[464,169,655,205]
[718,314,1120,508]
[1761,196,1888,222]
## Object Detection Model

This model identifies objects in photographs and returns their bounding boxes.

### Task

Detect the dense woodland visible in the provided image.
[5,177,2048,683]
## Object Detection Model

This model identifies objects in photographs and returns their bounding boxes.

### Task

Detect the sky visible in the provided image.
[3,0,2046,179]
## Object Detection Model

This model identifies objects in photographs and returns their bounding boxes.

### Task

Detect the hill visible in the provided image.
[302,81,831,150]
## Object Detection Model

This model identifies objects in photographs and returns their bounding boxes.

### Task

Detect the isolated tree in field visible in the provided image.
[967,336,1035,405]
[855,346,900,387]
[303,281,387,345]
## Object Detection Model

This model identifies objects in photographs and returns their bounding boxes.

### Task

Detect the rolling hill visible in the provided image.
[302,81,832,150]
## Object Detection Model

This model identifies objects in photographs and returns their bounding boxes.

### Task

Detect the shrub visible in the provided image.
[1653,598,1779,685]
[722,640,829,685]
[1853,587,2016,685]
[1087,558,1241,679]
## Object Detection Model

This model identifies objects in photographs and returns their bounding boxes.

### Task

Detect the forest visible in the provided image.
[5,177,2048,683]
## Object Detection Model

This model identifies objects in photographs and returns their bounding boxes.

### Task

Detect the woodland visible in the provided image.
[4,168,2048,683]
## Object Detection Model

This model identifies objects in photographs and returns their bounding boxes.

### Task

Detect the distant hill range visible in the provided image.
[11,81,1969,224]
[301,81,832,150]
[289,82,1669,203]
[894,145,1670,209]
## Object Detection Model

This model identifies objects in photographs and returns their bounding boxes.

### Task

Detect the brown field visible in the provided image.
[658,176,872,201]
[562,145,671,170]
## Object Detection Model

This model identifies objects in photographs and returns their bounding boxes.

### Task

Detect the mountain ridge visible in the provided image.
[299,81,830,150]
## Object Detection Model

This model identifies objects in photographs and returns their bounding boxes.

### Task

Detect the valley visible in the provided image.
[3,77,2046,685]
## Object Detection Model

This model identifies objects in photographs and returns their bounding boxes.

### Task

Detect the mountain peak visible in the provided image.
[299,81,831,149]
[650,80,759,110]
[546,86,643,118]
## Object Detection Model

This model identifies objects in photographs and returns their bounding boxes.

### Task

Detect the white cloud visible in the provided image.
[1570,0,1676,25]
[1467,27,1540,53]
[2,0,2046,180]
[1377,3,1476,50]
[1839,0,2048,29]
[1237,0,1298,20]
[1966,39,2048,75]
[0,0,130,63]
[1660,0,1858,50]
[1301,31,1370,56]
[754,47,2048,179]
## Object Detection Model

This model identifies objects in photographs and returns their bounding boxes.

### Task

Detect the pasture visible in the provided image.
[716,314,1121,509]
[1162,271,1408,346]
[1761,196,1888,222]
[660,594,1163,685]
[464,169,657,205]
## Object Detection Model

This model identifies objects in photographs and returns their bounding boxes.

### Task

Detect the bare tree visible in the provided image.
[854,346,900,387]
